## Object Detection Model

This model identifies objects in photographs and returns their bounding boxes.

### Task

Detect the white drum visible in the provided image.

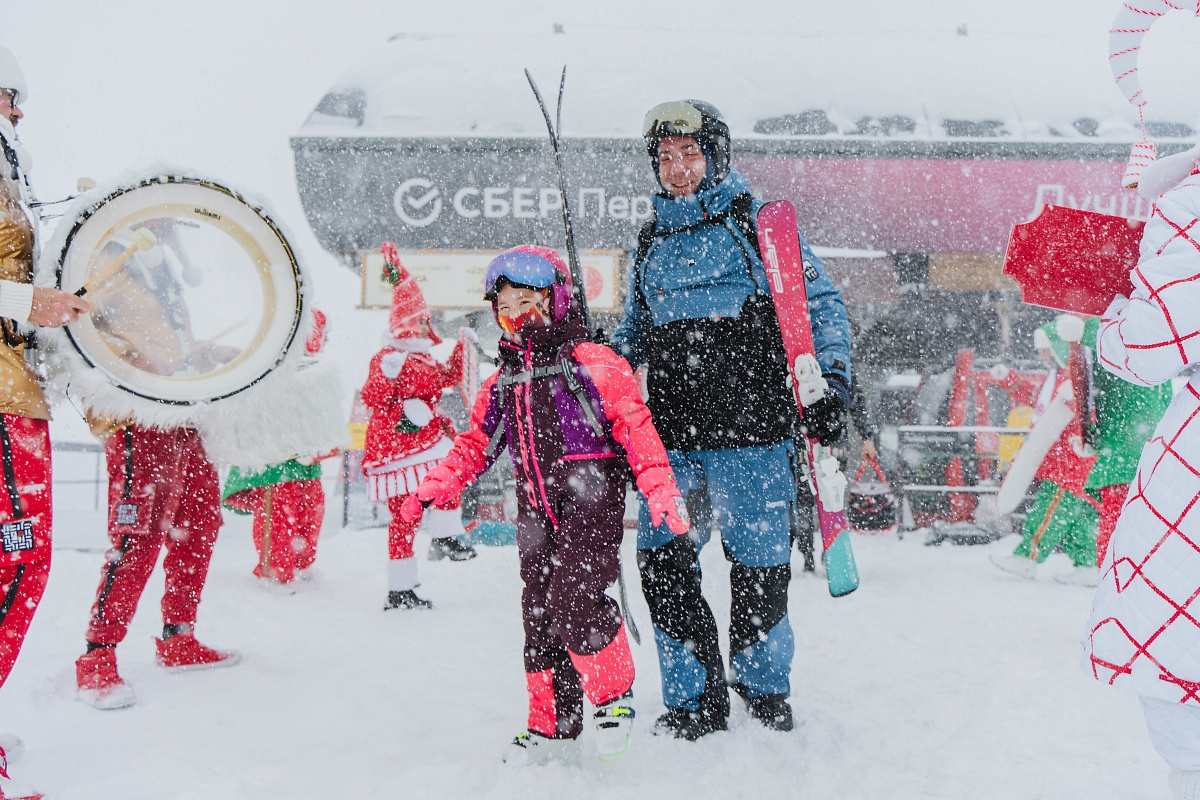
[54,176,302,404]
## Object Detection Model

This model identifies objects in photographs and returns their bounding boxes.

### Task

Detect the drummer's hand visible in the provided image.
[861,439,878,460]
[29,287,89,327]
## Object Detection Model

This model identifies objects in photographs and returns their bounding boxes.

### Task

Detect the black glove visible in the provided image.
[800,374,849,445]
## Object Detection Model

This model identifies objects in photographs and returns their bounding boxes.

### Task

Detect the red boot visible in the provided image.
[75,646,136,710]
[155,632,241,673]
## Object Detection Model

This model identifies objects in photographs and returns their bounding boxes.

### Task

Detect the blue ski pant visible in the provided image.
[636,442,795,713]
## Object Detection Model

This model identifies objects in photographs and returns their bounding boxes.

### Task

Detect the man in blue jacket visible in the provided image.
[613,100,851,738]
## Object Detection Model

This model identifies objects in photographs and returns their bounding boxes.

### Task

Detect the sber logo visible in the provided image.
[393,178,443,228]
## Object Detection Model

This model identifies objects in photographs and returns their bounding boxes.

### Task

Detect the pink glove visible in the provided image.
[413,464,467,510]
[399,494,425,523]
[636,467,690,535]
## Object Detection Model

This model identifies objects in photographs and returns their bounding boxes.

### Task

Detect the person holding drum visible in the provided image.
[0,46,89,800]
[72,228,245,708]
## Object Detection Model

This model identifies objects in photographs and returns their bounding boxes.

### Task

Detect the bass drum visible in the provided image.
[55,176,302,404]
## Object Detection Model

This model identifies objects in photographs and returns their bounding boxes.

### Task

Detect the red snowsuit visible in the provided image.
[430,313,675,739]
[360,341,463,562]
[0,416,51,689]
[84,426,222,645]
[225,476,324,584]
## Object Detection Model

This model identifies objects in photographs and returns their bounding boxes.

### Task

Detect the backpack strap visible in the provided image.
[558,356,605,438]
[483,366,511,460]
[729,192,762,261]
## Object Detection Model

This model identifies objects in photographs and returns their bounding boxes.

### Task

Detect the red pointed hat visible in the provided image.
[381,242,440,344]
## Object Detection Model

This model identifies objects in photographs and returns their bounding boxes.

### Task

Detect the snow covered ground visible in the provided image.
[0,501,1168,799]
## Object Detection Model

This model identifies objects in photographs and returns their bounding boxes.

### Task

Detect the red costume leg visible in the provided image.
[387,494,419,561]
[160,431,221,629]
[86,426,176,646]
[289,479,324,573]
[263,480,324,581]
[0,556,48,690]
[385,493,422,592]
[1098,483,1130,565]
[0,416,52,688]
[246,486,270,579]
[85,533,165,645]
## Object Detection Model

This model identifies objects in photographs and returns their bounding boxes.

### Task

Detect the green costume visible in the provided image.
[1012,319,1172,567]
[1014,480,1099,566]
[1082,316,1173,492]
[1013,322,1097,567]
[222,459,323,514]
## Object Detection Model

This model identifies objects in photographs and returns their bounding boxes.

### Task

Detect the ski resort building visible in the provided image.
[291,1,1199,371]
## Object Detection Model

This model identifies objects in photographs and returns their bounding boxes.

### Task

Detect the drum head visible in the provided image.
[57,177,302,404]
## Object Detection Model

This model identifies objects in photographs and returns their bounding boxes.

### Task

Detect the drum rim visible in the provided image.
[56,175,303,406]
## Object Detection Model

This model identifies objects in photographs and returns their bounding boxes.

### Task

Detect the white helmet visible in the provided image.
[0,47,29,104]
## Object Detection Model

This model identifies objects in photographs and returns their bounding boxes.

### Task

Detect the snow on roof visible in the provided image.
[296,0,1200,144]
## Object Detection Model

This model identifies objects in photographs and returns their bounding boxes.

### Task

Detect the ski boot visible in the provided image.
[653,693,728,741]
[384,590,433,610]
[76,645,136,710]
[155,627,241,672]
[593,691,635,759]
[737,689,794,732]
[989,553,1036,579]
[1054,566,1099,587]
[428,537,477,562]
[502,731,581,767]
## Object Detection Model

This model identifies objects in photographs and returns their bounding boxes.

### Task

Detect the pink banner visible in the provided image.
[735,157,1150,255]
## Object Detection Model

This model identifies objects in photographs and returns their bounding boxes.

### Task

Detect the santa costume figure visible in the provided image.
[222,309,333,585]
[991,321,1099,584]
[361,243,474,610]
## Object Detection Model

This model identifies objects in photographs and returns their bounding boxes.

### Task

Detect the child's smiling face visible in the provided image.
[495,284,551,339]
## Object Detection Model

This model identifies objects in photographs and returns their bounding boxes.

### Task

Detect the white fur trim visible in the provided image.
[387,557,418,592]
[380,351,407,380]
[200,359,349,470]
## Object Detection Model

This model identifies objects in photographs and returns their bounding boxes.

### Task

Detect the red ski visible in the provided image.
[757,200,860,597]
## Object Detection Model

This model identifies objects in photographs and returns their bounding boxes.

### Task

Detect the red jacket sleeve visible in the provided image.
[359,350,397,412]
[439,371,503,484]
[573,342,671,479]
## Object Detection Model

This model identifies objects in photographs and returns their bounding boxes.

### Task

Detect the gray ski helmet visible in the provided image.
[643,99,731,183]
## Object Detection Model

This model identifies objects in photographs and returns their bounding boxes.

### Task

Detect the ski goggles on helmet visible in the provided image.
[483,250,560,300]
[643,101,705,139]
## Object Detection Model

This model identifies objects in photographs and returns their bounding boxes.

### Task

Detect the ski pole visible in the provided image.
[524,67,591,334]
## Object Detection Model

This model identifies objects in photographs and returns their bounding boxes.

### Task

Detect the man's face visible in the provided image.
[0,90,22,127]
[657,136,707,198]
